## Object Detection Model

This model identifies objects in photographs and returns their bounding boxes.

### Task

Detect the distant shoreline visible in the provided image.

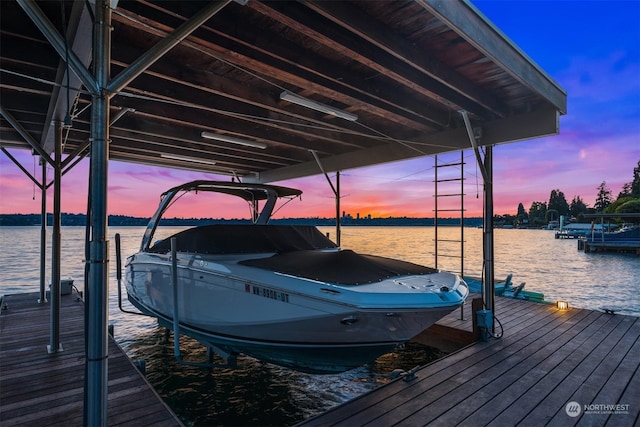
[0,213,484,227]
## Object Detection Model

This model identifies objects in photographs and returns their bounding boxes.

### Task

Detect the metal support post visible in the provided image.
[460,150,465,277]
[482,146,495,332]
[84,1,110,424]
[434,155,439,268]
[459,110,494,334]
[39,157,47,303]
[335,171,341,246]
[48,121,63,353]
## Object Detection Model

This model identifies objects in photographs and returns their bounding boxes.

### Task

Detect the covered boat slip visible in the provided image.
[0,0,567,424]
[1,1,566,176]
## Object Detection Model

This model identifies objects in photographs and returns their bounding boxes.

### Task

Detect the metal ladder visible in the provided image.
[433,151,466,278]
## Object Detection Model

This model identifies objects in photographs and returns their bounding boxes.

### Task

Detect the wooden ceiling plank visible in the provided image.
[108,119,306,167]
[111,7,438,134]
[193,7,450,129]
[418,0,567,114]
[250,1,495,119]
[305,1,507,118]
[107,78,366,157]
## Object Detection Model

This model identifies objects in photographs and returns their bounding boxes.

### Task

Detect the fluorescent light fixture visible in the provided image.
[161,154,216,166]
[280,91,358,122]
[201,131,267,149]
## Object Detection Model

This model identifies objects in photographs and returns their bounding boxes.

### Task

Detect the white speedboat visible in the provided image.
[125,181,468,373]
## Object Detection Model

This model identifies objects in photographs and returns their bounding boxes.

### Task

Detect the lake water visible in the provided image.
[1,225,638,426]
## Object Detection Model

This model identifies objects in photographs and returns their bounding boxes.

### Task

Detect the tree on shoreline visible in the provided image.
[594,181,613,212]
[528,201,547,227]
[548,189,570,217]
[515,160,639,226]
[605,161,640,219]
[570,196,588,220]
[628,160,640,197]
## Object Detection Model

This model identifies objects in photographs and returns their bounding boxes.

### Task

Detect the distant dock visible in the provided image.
[0,292,183,426]
[577,214,640,255]
[299,296,640,426]
[578,237,640,255]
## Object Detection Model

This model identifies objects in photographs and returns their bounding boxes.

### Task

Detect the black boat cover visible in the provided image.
[240,249,438,286]
[148,224,337,254]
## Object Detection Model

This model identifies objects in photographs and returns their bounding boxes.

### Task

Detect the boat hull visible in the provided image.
[125,251,467,373]
[128,294,399,373]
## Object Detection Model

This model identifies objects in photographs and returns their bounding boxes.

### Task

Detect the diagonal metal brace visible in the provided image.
[459,110,490,185]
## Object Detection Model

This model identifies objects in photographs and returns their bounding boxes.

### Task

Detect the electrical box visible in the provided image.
[476,309,493,330]
[60,279,74,295]
[46,279,74,298]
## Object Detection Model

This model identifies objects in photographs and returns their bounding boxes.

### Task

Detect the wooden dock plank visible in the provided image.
[615,355,640,426]
[485,313,631,426]
[545,319,640,427]
[298,297,640,427]
[363,307,596,426]
[455,311,602,426]
[301,298,564,426]
[0,292,182,426]
[410,309,601,426]
[542,315,638,425]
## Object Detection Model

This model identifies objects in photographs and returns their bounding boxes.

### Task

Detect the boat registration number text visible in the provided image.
[246,284,289,303]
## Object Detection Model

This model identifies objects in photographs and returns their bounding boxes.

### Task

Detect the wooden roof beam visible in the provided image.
[305,1,508,118]
[250,1,499,119]
[418,0,567,114]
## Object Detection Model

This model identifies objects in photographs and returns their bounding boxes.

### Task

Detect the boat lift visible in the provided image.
[169,238,238,369]
[114,233,237,369]
[311,149,342,246]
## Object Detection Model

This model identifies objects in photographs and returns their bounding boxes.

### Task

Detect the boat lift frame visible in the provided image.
[460,110,495,337]
[169,238,238,369]
[311,149,342,246]
[114,233,237,369]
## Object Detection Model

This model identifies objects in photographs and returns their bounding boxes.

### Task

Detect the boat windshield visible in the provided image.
[141,181,303,251]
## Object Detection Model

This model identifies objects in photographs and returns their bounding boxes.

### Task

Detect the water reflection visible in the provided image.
[123,326,442,426]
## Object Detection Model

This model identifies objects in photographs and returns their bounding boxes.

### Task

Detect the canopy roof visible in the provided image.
[160,180,302,201]
[0,0,566,183]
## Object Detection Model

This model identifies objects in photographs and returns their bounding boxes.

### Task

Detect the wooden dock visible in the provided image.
[578,237,640,255]
[0,292,183,426]
[299,296,640,426]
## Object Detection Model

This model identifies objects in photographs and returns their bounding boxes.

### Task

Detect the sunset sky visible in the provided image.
[1,0,639,219]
